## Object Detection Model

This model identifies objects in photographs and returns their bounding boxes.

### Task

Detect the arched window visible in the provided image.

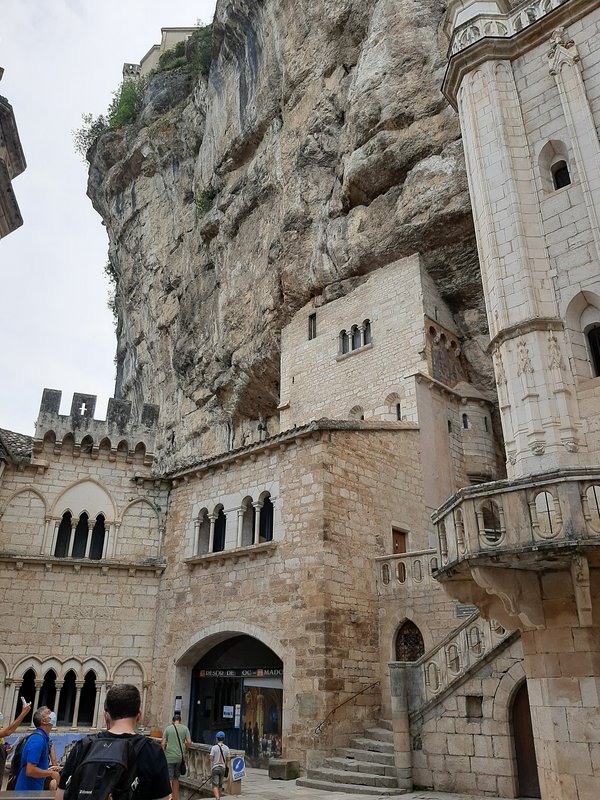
[240,498,255,547]
[259,495,274,542]
[351,325,361,351]
[58,670,77,726]
[363,319,372,345]
[77,671,97,727]
[340,330,349,354]
[588,326,600,377]
[349,405,365,421]
[213,508,226,552]
[39,669,57,711]
[80,435,94,454]
[552,160,571,190]
[197,509,210,554]
[462,413,469,429]
[533,491,557,538]
[395,620,425,662]
[89,514,106,560]
[15,669,36,724]
[54,511,72,558]
[72,512,89,559]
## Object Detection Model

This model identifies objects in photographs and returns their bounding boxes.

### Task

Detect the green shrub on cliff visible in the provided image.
[107,77,147,127]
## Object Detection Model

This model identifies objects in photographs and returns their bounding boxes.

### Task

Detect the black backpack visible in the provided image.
[63,734,148,800]
[6,730,46,790]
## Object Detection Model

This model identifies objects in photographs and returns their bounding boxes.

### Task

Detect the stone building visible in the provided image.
[0,68,26,239]
[1,1,600,799]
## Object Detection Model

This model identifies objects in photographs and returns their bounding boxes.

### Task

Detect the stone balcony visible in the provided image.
[431,467,600,629]
[375,549,439,594]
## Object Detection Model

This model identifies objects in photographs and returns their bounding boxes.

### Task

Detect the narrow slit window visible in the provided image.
[552,160,571,190]
[588,327,600,377]
[308,313,317,341]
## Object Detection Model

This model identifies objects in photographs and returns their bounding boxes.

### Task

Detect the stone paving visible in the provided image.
[235,768,510,800]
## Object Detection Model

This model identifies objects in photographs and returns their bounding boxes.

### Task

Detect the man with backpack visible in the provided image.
[13,706,60,790]
[56,684,171,800]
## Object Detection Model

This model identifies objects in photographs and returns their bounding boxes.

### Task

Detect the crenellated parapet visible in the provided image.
[32,388,159,464]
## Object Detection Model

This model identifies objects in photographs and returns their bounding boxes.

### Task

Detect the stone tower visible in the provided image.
[435,1,600,798]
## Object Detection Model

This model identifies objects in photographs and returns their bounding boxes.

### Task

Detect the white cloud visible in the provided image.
[1,0,217,434]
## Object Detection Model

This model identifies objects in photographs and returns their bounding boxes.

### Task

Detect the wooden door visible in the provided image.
[392,528,407,554]
[512,681,541,798]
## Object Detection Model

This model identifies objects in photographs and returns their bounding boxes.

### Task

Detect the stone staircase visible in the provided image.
[297,719,401,795]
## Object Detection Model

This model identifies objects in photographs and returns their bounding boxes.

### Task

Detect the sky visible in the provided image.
[1,0,217,436]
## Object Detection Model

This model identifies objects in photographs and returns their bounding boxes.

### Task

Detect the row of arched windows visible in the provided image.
[42,430,148,461]
[194,493,274,555]
[339,320,372,355]
[54,511,106,560]
[16,668,97,727]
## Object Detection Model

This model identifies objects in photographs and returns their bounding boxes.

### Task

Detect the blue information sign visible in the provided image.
[231,756,245,781]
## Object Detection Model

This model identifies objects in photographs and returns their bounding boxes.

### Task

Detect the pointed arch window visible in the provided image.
[351,325,361,351]
[72,512,89,558]
[89,514,106,560]
[259,495,274,542]
[363,319,372,345]
[55,511,72,558]
[213,508,226,552]
[552,160,571,190]
[395,620,425,662]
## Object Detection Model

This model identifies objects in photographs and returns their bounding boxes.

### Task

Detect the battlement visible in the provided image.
[33,389,159,463]
[122,62,141,81]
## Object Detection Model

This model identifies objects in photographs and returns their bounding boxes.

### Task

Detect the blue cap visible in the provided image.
[216,731,225,740]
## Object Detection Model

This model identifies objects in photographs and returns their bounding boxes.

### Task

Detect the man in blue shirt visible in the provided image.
[15,706,60,790]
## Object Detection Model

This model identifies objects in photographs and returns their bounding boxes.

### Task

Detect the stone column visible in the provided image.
[92,681,103,729]
[84,519,94,559]
[71,681,84,729]
[41,517,53,555]
[31,681,43,726]
[106,523,117,559]
[388,663,413,791]
[96,682,110,729]
[252,502,263,545]
[208,515,216,552]
[193,519,201,556]
[141,682,150,725]
[53,681,64,716]
[236,509,244,548]
[4,679,16,720]
[68,518,78,557]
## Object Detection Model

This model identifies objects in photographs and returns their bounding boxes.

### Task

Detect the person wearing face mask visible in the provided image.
[14,706,60,791]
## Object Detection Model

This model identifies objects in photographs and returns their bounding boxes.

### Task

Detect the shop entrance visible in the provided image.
[189,634,283,766]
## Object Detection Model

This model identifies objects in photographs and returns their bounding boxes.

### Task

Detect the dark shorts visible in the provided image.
[168,761,183,780]
[211,766,225,787]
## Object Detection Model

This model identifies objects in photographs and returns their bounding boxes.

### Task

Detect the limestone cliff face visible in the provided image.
[88,0,491,471]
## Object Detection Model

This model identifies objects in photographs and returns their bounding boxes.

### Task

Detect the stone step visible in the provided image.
[297,778,401,796]
[326,757,396,777]
[376,719,393,732]
[308,768,398,789]
[337,747,394,766]
[363,725,393,743]
[349,736,394,754]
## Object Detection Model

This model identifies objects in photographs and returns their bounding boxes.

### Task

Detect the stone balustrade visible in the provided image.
[180,742,243,797]
[449,0,568,56]
[375,549,438,593]
[417,613,513,703]
[432,468,600,572]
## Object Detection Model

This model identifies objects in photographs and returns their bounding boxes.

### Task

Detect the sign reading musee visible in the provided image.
[198,668,283,678]
[231,756,245,781]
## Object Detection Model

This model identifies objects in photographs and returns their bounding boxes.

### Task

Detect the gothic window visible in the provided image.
[58,670,77,726]
[308,313,317,341]
[15,669,36,724]
[552,160,571,190]
[197,508,210,554]
[89,514,106,560]
[81,435,94,454]
[213,507,226,552]
[395,620,425,662]
[339,330,349,354]
[588,326,600,377]
[54,511,72,558]
[39,669,57,711]
[363,319,372,345]
[77,671,97,726]
[351,325,361,350]
[72,512,89,559]
[259,495,274,542]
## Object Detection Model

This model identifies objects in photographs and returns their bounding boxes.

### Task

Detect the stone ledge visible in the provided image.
[0,553,166,575]
[184,541,278,567]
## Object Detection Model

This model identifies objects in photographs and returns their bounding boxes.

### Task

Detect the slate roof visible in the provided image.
[0,428,33,462]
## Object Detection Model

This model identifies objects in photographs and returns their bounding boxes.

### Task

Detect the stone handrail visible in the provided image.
[449,0,568,56]
[375,549,438,592]
[415,613,513,703]
[432,470,600,570]
[180,742,243,796]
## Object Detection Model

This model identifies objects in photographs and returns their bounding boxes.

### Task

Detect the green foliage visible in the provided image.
[73,113,108,159]
[107,78,147,128]
[195,186,217,217]
[188,25,213,79]
[157,40,187,72]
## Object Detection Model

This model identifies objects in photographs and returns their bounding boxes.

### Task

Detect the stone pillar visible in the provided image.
[388,663,413,791]
[208,515,216,553]
[41,517,53,555]
[31,681,42,726]
[106,523,117,559]
[141,682,150,724]
[84,519,94,559]
[193,519,201,556]
[236,509,244,548]
[68,518,78,557]
[4,679,16,720]
[252,502,263,545]
[92,681,103,729]
[53,681,64,715]
[96,682,110,729]
[71,681,84,729]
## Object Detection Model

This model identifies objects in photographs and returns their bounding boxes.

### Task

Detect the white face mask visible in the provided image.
[0,712,4,722]
[48,711,57,726]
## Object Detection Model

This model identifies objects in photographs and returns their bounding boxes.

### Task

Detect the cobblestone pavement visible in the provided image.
[234,768,511,799]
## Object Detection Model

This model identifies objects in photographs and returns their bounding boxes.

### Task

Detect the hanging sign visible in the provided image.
[223,705,234,719]
[199,668,283,678]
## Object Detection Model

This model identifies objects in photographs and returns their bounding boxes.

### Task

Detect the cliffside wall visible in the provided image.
[87,0,491,471]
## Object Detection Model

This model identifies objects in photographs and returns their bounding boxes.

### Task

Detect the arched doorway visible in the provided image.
[395,620,425,662]
[512,681,540,798]
[189,635,283,766]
